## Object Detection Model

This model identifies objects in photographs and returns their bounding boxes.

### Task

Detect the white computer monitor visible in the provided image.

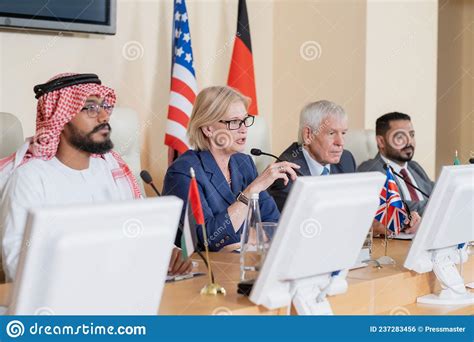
[404,165,474,305]
[250,172,385,315]
[9,196,183,315]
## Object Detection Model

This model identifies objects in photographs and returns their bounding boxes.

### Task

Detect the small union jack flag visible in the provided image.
[374,167,408,235]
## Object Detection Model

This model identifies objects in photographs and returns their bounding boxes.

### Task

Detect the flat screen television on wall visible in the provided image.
[0,0,116,35]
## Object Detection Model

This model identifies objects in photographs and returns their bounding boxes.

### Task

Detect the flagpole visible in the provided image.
[168,0,177,166]
[383,167,389,257]
[198,214,226,296]
[376,168,396,265]
[384,205,388,256]
[189,168,226,296]
[200,221,214,286]
[376,205,395,265]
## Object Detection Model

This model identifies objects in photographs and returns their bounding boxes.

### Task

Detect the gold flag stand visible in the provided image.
[189,168,226,296]
[200,221,226,295]
[377,205,396,265]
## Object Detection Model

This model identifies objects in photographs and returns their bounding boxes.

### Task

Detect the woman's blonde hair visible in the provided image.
[187,86,250,150]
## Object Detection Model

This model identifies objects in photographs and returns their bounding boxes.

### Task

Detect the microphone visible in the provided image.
[470,158,474,164]
[140,170,161,196]
[383,164,430,198]
[250,148,303,176]
[250,148,282,162]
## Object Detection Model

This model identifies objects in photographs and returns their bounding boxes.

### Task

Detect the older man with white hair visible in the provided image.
[268,100,356,211]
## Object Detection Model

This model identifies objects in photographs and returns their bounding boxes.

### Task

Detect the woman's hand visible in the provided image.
[168,247,193,275]
[245,161,301,195]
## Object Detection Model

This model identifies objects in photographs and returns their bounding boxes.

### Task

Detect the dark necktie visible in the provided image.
[400,168,420,201]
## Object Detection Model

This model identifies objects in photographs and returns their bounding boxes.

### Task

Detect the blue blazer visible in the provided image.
[162,150,280,251]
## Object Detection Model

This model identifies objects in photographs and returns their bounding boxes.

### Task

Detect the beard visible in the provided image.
[66,122,114,154]
[386,145,414,163]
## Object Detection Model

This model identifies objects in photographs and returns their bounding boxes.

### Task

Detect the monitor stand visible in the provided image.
[291,271,348,315]
[417,247,474,305]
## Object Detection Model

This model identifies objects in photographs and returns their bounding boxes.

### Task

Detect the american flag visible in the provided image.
[164,0,197,160]
[374,167,408,235]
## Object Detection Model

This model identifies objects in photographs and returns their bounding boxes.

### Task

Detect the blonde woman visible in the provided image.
[163,86,300,251]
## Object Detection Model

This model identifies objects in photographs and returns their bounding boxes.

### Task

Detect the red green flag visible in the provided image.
[181,168,204,258]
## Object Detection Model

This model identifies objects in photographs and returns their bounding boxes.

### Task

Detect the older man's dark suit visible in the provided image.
[268,142,357,212]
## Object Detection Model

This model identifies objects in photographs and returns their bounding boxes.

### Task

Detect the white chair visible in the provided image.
[0,113,24,283]
[0,112,24,159]
[344,129,378,168]
[109,107,145,194]
[244,115,273,174]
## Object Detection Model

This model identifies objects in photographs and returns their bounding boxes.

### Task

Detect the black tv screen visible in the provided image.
[0,0,116,35]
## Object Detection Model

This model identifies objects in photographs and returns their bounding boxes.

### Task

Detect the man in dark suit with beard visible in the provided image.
[268,100,356,212]
[358,112,434,228]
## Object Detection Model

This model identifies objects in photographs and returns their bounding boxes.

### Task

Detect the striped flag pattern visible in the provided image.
[164,0,198,160]
[374,167,408,235]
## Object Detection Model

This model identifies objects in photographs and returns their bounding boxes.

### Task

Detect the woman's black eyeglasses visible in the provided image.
[218,115,255,130]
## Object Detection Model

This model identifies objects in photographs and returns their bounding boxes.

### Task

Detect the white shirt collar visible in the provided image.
[302,147,330,176]
[50,157,92,175]
[380,154,407,173]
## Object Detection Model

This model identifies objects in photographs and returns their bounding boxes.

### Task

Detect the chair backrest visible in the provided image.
[0,112,24,159]
[0,112,24,283]
[344,129,378,167]
[109,107,145,194]
[244,115,273,173]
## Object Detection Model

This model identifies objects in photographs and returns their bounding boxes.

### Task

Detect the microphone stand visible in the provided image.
[250,149,304,176]
[386,165,430,199]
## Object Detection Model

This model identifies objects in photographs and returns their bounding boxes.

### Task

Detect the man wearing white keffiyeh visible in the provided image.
[0,73,191,281]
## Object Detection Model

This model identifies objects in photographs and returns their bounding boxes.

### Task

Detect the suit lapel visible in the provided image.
[199,150,236,205]
[229,156,245,195]
[330,164,342,174]
[289,144,311,176]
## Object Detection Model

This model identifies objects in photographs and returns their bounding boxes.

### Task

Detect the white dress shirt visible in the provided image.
[380,155,425,201]
[302,147,330,176]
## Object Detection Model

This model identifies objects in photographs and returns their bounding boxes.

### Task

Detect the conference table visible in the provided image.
[159,238,474,315]
[0,239,472,315]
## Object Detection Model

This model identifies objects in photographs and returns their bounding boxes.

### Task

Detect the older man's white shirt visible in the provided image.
[302,147,331,176]
[0,157,125,281]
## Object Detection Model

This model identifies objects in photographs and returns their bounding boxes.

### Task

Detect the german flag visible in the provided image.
[227,0,258,115]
